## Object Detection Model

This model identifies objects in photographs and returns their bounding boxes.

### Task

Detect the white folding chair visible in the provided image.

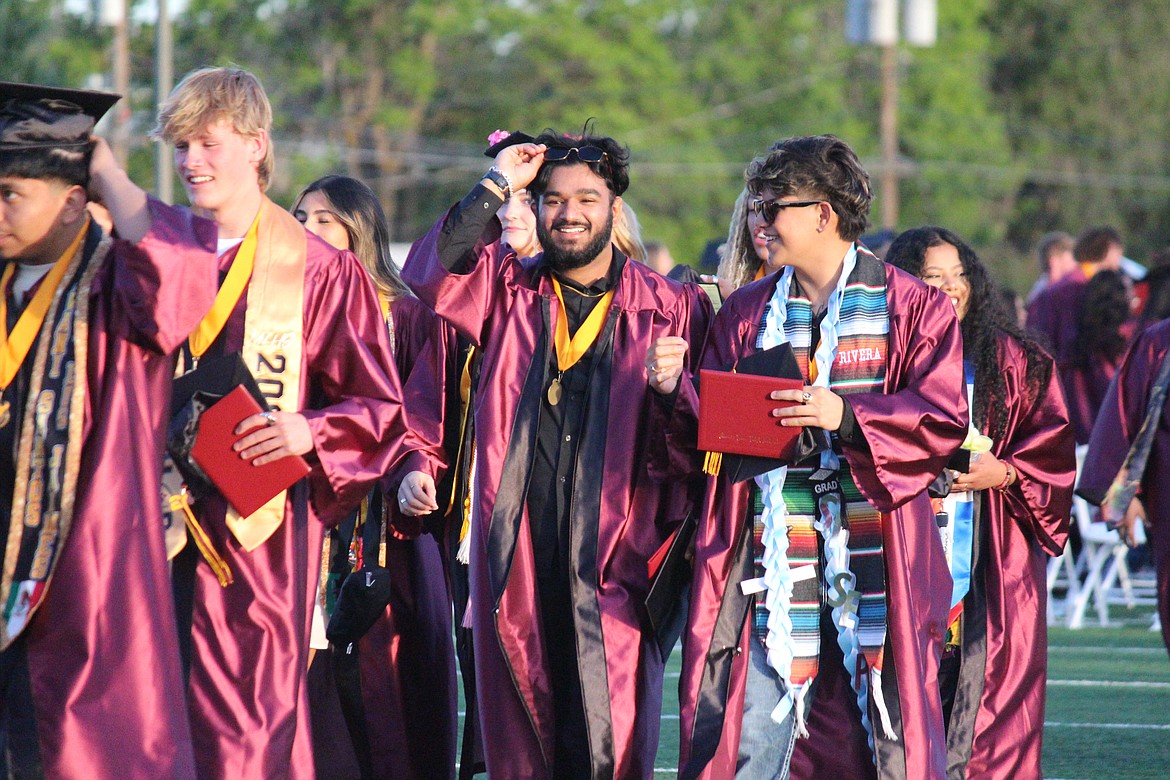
[1046,542,1080,626]
[1067,445,1156,628]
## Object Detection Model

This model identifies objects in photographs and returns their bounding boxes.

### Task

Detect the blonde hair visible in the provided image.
[152,67,275,190]
[717,188,763,292]
[613,200,648,263]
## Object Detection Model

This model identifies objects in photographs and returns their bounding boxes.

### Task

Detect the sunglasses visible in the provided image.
[544,145,607,163]
[751,198,823,224]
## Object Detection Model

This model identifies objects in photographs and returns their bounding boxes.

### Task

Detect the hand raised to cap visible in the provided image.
[493,142,547,193]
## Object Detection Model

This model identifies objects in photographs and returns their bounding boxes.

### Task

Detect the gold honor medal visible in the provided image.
[547,377,562,406]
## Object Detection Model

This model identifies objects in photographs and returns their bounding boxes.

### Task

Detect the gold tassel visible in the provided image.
[168,489,234,587]
[703,451,723,476]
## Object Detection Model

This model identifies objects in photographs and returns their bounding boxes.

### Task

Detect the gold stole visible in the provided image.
[225,198,307,551]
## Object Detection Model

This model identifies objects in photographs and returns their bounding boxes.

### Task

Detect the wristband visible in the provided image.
[483,166,513,198]
[994,462,1015,492]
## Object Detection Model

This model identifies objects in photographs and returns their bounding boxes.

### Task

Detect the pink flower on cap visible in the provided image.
[487,129,512,146]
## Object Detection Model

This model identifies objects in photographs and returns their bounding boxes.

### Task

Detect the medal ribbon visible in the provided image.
[188,210,261,358]
[0,216,90,390]
[550,277,614,372]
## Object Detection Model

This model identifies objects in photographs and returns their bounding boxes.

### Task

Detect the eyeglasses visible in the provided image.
[544,145,607,163]
[751,198,823,224]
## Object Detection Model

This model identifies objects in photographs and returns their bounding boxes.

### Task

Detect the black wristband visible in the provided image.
[483,166,512,198]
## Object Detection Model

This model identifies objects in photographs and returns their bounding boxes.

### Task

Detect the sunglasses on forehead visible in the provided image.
[544,145,607,163]
[751,198,824,224]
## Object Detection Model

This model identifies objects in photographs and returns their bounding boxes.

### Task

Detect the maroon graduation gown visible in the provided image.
[945,333,1073,779]
[18,200,217,779]
[403,216,713,780]
[1026,268,1096,442]
[183,230,412,780]
[1078,318,1170,655]
[309,293,458,780]
[671,267,969,780]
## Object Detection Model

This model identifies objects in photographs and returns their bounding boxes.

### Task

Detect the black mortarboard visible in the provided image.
[0,82,120,152]
[483,130,535,158]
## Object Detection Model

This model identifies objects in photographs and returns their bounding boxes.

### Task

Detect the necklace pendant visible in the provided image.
[0,400,9,429]
[547,377,562,406]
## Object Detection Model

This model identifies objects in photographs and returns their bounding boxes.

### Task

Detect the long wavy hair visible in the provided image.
[291,175,411,301]
[1075,270,1131,368]
[886,226,1052,443]
[716,189,764,292]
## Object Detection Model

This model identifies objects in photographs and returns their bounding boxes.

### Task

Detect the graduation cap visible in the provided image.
[483,130,535,158]
[0,81,120,152]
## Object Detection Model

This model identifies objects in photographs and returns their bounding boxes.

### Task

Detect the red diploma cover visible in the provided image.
[697,370,804,460]
[190,385,311,517]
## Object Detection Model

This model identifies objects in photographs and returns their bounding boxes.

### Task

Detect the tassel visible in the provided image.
[871,668,899,741]
[703,450,723,476]
[168,489,233,587]
[456,519,472,565]
[770,684,810,738]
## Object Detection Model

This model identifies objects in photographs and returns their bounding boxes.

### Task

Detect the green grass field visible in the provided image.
[457,607,1170,778]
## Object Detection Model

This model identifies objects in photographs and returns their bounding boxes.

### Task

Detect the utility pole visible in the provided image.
[846,0,937,231]
[110,0,131,167]
[155,0,173,203]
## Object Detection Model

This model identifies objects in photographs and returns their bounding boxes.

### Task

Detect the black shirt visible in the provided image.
[435,183,626,587]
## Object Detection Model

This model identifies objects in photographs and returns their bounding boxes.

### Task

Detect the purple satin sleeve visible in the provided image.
[299,247,414,525]
[995,334,1074,556]
[647,282,764,481]
[844,275,969,511]
[402,208,508,347]
[24,214,217,778]
[384,294,453,539]
[1080,321,1170,501]
[97,196,218,354]
[645,284,715,482]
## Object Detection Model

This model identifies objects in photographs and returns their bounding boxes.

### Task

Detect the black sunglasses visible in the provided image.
[544,145,607,163]
[751,198,823,224]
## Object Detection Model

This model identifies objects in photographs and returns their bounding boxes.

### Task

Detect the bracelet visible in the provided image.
[483,166,513,198]
[994,462,1015,492]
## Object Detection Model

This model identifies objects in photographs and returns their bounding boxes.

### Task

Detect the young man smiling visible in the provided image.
[151,67,414,780]
[651,136,969,780]
[403,129,712,779]
[0,81,218,779]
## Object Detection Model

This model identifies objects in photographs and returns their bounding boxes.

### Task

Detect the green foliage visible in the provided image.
[20,0,1170,289]
[989,1,1170,263]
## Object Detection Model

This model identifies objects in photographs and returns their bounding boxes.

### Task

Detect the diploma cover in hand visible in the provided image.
[190,384,311,518]
[698,343,808,465]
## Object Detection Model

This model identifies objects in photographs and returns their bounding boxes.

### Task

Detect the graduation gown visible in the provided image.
[178,227,412,780]
[403,215,713,780]
[1026,268,1095,443]
[309,293,458,780]
[671,267,968,780]
[944,333,1073,779]
[2,201,217,779]
[1078,318,1170,655]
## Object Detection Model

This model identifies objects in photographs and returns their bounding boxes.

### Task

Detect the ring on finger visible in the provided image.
[801,390,812,403]
[262,410,277,426]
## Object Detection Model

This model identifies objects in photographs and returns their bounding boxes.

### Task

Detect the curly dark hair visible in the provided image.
[1075,270,1131,368]
[885,226,1053,443]
[744,135,872,242]
[530,122,630,198]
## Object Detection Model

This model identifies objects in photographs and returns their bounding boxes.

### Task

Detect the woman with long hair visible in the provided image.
[714,187,771,298]
[292,175,457,780]
[1069,268,1137,439]
[886,226,1074,780]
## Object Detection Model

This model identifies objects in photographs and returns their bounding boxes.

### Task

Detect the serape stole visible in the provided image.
[752,245,896,745]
